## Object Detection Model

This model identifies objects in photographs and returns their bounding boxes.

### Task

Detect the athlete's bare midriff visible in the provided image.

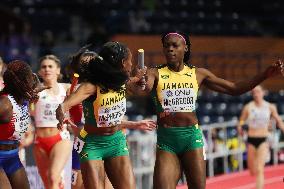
[35,127,60,138]
[248,127,269,138]
[84,124,120,136]
[158,112,198,127]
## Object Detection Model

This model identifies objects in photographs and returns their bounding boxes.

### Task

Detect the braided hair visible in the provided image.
[161,31,191,65]
[1,60,38,103]
[72,42,129,92]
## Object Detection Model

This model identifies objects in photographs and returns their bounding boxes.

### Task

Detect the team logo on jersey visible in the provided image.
[166,90,173,97]
[184,72,192,77]
[161,75,169,79]
[80,152,88,158]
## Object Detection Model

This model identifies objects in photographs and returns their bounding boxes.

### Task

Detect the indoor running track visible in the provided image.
[177,164,284,189]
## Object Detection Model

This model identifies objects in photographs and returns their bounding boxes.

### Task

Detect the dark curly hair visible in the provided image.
[161,31,191,65]
[1,60,38,103]
[71,42,129,92]
[69,44,97,82]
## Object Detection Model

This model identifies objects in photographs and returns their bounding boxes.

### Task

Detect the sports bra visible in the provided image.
[34,83,66,127]
[0,94,30,141]
[247,101,271,129]
[152,64,199,113]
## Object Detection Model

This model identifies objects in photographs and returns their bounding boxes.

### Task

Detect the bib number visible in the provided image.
[73,137,85,154]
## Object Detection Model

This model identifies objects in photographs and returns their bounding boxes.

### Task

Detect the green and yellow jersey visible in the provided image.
[152,64,199,113]
[82,85,126,127]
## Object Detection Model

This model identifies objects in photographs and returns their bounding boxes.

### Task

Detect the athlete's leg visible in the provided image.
[49,139,72,189]
[104,156,135,189]
[181,148,206,189]
[71,169,84,189]
[0,169,11,189]
[7,167,30,189]
[104,174,113,189]
[153,149,181,189]
[255,142,268,189]
[247,144,257,176]
[33,145,50,188]
[80,160,105,189]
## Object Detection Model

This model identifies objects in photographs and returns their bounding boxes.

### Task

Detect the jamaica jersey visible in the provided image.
[82,85,126,127]
[152,65,199,113]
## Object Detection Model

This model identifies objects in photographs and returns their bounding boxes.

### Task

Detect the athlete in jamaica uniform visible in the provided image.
[128,31,284,189]
[56,41,156,189]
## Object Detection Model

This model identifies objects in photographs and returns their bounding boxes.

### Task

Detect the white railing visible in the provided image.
[127,132,156,189]
[202,119,244,177]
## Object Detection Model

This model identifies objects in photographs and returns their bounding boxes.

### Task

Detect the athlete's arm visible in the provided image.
[0,96,12,124]
[270,103,284,133]
[196,60,283,96]
[60,82,96,113]
[127,68,158,96]
[56,82,96,129]
[119,120,156,131]
[237,104,249,135]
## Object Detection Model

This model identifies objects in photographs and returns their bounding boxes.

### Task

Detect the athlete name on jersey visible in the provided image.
[43,103,59,120]
[161,86,196,112]
[97,98,126,127]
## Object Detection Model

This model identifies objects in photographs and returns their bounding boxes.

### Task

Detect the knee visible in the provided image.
[48,170,61,185]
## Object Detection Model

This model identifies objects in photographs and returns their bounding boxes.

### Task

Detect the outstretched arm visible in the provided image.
[127,68,158,96]
[270,104,284,133]
[119,120,156,131]
[198,60,284,96]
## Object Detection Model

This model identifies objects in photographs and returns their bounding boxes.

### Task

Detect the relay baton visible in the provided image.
[138,49,146,90]
[70,73,80,93]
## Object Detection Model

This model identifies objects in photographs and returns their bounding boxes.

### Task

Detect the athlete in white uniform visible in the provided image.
[237,85,284,189]
[31,55,72,189]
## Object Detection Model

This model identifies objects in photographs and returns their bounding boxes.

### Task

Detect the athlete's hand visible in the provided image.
[237,127,244,136]
[56,104,66,130]
[128,67,147,89]
[56,104,78,130]
[134,120,157,131]
[26,85,51,103]
[265,59,284,78]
